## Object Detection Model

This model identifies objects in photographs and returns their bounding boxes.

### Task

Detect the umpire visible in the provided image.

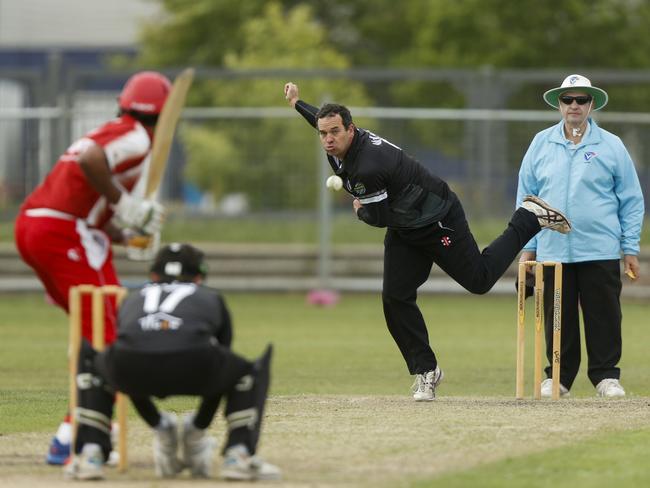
[284,82,571,402]
[65,243,281,481]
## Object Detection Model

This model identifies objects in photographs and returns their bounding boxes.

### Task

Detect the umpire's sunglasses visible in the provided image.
[559,95,593,106]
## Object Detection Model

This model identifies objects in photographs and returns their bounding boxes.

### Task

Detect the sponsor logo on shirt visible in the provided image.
[369,133,383,146]
[584,151,597,162]
[67,248,81,262]
[367,130,401,150]
[139,312,183,331]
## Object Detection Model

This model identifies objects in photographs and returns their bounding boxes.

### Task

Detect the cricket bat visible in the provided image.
[128,68,194,249]
[145,67,195,198]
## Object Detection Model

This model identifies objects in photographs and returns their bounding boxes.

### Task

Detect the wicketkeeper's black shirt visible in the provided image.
[115,282,232,353]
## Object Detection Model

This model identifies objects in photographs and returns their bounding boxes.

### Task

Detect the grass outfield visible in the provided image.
[0,292,649,487]
[2,215,648,245]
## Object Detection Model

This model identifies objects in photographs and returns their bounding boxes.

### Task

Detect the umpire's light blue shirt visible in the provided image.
[516,119,645,263]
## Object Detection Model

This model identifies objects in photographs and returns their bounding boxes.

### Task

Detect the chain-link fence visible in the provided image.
[2,105,648,219]
[1,68,649,231]
[2,77,649,294]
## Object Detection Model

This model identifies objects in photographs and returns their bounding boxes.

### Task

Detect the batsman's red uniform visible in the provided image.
[14,115,152,344]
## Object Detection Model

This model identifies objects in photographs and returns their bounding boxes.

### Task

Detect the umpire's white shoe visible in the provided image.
[412,366,444,401]
[153,412,183,478]
[63,443,104,480]
[521,195,571,234]
[596,378,626,398]
[182,414,217,478]
[221,444,282,481]
[540,378,570,398]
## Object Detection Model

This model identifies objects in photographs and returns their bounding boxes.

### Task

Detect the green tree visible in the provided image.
[170,3,369,209]
[296,0,650,70]
[274,0,650,111]
[135,0,650,211]
[138,0,267,67]
[140,0,650,104]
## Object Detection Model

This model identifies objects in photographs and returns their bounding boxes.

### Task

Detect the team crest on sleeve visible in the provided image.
[583,151,597,162]
[353,182,366,195]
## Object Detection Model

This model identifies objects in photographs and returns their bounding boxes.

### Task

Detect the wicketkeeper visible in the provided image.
[65,243,281,481]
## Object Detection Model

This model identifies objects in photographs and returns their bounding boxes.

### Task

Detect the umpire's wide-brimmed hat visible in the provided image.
[543,74,608,111]
[150,243,207,281]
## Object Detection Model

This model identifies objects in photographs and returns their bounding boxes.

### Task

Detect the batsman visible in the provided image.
[285,82,572,401]
[14,69,191,465]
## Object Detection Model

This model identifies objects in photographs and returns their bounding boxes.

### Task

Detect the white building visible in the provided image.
[0,0,161,47]
[0,0,162,202]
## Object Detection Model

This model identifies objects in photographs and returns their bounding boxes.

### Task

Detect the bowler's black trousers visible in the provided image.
[542,260,622,389]
[382,199,540,374]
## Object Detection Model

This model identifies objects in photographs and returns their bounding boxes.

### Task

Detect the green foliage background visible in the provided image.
[122,1,650,208]
[140,1,650,72]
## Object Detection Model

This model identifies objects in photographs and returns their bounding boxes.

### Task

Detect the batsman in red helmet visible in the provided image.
[14,71,171,466]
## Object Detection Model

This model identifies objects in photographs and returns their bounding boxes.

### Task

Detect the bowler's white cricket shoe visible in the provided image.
[412,366,444,401]
[522,195,572,234]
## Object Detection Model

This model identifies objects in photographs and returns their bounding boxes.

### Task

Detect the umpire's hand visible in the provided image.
[517,251,536,299]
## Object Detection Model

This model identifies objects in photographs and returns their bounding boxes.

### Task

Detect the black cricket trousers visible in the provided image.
[76,343,268,459]
[382,199,540,375]
[103,344,252,429]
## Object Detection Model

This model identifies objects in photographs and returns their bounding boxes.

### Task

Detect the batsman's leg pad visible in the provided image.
[223,344,273,455]
[75,341,114,460]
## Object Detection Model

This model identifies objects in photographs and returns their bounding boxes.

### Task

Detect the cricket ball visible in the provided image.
[326,175,343,191]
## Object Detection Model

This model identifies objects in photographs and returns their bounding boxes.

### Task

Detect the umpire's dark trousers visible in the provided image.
[542,260,622,389]
[382,199,540,375]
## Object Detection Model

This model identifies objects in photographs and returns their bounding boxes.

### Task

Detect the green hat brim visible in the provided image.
[543,86,608,111]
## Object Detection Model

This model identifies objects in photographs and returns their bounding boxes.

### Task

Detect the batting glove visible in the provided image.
[112,192,164,235]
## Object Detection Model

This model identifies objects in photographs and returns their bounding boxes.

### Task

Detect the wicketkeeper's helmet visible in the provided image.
[150,243,207,282]
[118,71,171,115]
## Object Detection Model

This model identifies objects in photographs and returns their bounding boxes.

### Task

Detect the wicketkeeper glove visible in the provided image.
[112,192,164,235]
